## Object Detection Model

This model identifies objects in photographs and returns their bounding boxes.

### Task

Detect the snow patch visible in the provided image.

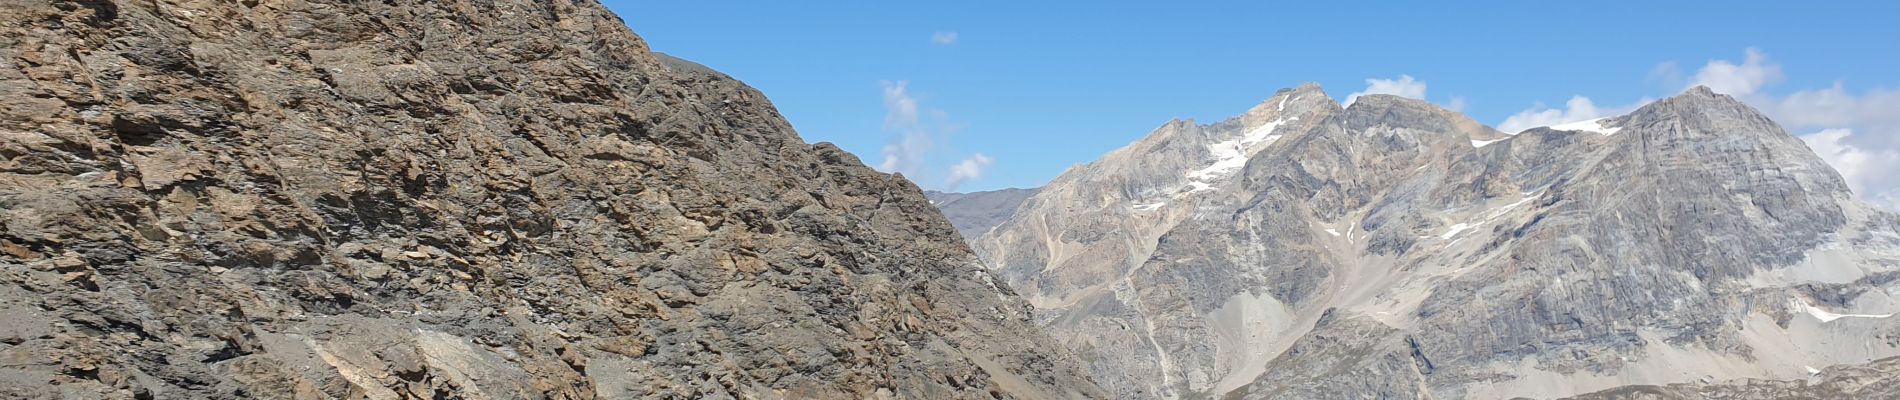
[1795,297,1894,322]
[1183,117,1296,193]
[1806,365,1821,375]
[1471,138,1503,148]
[1132,202,1166,211]
[1325,228,1341,237]
[1439,223,1472,240]
[1495,193,1539,213]
[1240,119,1289,146]
[1545,118,1622,135]
[1278,95,1288,111]
[1435,191,1542,242]
[1187,141,1251,181]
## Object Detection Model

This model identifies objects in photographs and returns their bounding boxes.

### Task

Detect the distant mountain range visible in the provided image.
[925,188,1041,242]
[937,84,1900,399]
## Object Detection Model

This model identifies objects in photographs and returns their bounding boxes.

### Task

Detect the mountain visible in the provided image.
[967,84,1900,398]
[0,1,1104,398]
[926,188,1041,242]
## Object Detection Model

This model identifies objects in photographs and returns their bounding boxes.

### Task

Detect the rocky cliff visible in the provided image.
[0,0,1104,398]
[970,84,1900,399]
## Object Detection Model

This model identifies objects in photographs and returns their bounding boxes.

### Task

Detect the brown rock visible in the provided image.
[0,0,1103,399]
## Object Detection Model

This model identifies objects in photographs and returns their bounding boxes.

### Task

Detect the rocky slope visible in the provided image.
[969,84,1900,399]
[0,0,1105,398]
[925,188,1040,242]
[1566,355,1900,399]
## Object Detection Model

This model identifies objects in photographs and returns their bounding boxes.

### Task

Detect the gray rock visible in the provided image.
[926,188,1041,242]
[974,83,1900,399]
[1565,355,1900,399]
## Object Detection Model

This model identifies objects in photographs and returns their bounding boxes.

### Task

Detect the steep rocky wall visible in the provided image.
[0,0,1103,398]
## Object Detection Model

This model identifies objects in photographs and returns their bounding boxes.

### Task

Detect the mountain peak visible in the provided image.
[1338,94,1498,140]
[1683,85,1720,97]
[1240,84,1338,122]
[1630,84,1778,130]
[1278,82,1327,96]
[1344,93,1440,111]
[1656,85,1745,107]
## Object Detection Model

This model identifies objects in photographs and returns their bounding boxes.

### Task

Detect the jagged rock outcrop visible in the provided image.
[925,188,1040,242]
[969,83,1900,399]
[0,1,1105,398]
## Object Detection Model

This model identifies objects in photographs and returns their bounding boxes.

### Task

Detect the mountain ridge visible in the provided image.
[968,83,1900,399]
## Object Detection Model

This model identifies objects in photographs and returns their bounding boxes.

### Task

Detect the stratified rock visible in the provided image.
[973,83,1900,399]
[0,1,1104,398]
[1565,356,1900,399]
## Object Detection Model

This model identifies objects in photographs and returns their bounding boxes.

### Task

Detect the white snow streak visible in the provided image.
[1796,298,1894,323]
[1436,191,1542,241]
[1545,118,1622,135]
[1183,117,1296,194]
[1471,138,1504,148]
[1439,223,1472,240]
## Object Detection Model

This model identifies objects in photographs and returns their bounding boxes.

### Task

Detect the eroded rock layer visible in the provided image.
[0,1,1103,398]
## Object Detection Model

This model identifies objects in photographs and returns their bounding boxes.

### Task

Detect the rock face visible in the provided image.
[969,84,1900,399]
[925,188,1041,242]
[0,1,1104,398]
[1566,355,1900,399]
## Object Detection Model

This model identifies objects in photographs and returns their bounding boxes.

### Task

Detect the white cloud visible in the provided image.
[945,153,994,191]
[1678,49,1900,210]
[931,31,959,45]
[882,80,920,129]
[1344,75,1428,106]
[1446,96,1469,113]
[1499,96,1603,134]
[1496,48,1789,136]
[873,80,994,190]
[1688,48,1783,97]
[1497,96,1653,134]
[1800,129,1900,210]
[1767,84,1900,150]
[877,80,931,174]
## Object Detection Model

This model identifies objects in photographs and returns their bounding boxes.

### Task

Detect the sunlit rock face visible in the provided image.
[968,84,1900,399]
[0,1,1105,398]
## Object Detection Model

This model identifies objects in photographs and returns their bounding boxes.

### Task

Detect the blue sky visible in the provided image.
[604,1,1900,206]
